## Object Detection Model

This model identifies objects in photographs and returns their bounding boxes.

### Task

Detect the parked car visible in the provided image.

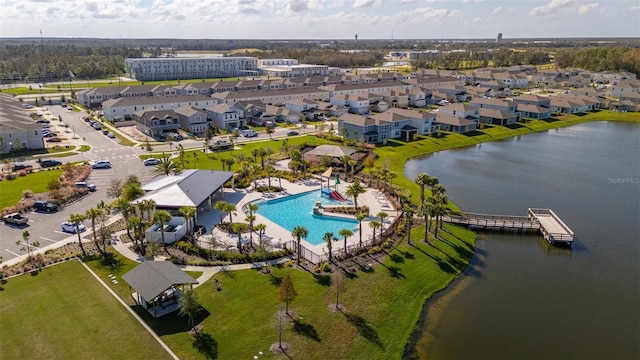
[102,129,109,135]
[107,132,116,138]
[40,159,62,167]
[12,163,33,171]
[74,181,96,191]
[209,140,233,152]
[46,137,62,142]
[287,130,299,136]
[33,200,58,212]
[242,129,258,137]
[61,221,86,233]
[3,213,29,225]
[83,117,90,122]
[90,160,111,169]
[143,158,160,166]
[23,104,33,109]
[36,119,50,124]
[43,132,57,138]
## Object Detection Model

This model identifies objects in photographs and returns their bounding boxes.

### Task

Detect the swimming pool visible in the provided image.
[255,190,359,246]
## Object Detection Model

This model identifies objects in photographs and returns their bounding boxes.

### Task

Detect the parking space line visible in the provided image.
[4,249,20,257]
[40,236,57,243]
[53,231,68,235]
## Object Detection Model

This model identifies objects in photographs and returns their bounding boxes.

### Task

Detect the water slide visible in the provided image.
[330,190,348,202]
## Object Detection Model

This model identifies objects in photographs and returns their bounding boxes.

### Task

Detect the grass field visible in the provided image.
[0,169,63,209]
[143,223,475,359]
[0,260,173,360]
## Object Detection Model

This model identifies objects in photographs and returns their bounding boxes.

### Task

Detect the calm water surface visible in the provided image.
[404,121,640,359]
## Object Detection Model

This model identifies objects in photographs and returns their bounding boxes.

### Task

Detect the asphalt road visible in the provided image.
[1,106,155,262]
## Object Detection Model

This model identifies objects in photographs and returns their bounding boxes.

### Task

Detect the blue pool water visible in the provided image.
[255,191,359,245]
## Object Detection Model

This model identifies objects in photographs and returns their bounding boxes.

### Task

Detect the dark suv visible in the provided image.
[33,200,58,212]
[41,159,62,168]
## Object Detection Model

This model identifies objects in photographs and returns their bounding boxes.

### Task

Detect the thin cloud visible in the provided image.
[529,0,581,17]
[353,0,381,8]
[492,6,502,14]
[578,3,599,14]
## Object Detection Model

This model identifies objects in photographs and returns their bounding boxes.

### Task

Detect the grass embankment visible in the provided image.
[168,224,474,359]
[0,169,63,209]
[0,260,173,360]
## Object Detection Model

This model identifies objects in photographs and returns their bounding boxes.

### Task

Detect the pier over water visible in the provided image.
[444,208,575,246]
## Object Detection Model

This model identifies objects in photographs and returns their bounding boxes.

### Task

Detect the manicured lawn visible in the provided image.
[174,134,333,171]
[0,169,63,209]
[0,260,172,360]
[145,224,475,359]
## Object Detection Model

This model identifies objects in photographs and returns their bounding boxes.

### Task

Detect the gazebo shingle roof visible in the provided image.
[122,261,198,301]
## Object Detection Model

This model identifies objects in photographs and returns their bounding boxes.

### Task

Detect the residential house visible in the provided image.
[437,85,469,103]
[102,95,217,122]
[380,89,409,109]
[338,108,436,144]
[438,103,480,121]
[330,94,370,115]
[132,110,180,137]
[206,104,243,130]
[264,105,300,124]
[174,106,208,134]
[0,94,46,153]
[469,97,516,113]
[232,100,267,126]
[478,108,518,126]
[434,114,478,133]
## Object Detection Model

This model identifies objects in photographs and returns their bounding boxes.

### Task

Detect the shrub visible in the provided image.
[313,261,331,273]
[16,170,27,177]
[22,190,34,199]
[5,173,16,180]
[368,246,382,255]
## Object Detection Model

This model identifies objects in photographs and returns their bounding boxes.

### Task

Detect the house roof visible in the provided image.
[122,261,198,301]
[435,114,477,127]
[133,169,234,208]
[304,145,359,158]
[479,108,518,120]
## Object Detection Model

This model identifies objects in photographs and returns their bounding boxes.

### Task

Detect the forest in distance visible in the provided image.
[0,37,639,85]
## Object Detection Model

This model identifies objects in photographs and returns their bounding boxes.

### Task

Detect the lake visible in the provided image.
[403,121,640,359]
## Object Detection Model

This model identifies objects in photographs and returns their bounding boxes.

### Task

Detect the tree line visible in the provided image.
[552,46,640,75]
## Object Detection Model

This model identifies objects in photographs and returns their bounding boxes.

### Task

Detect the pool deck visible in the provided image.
[198,177,397,256]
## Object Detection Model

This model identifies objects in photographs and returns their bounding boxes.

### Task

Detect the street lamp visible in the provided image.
[9,141,13,160]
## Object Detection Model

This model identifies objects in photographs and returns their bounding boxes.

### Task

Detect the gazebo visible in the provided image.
[303,144,365,166]
[122,261,198,318]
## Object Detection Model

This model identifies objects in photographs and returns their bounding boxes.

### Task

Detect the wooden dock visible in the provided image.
[444,208,575,246]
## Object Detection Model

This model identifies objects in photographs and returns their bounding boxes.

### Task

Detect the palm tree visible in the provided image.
[265,164,275,188]
[118,199,136,243]
[69,213,87,257]
[128,216,144,249]
[222,202,237,226]
[403,205,415,245]
[178,288,201,331]
[179,206,197,240]
[345,180,366,210]
[432,193,449,236]
[85,207,104,254]
[232,222,248,252]
[254,223,267,248]
[137,199,156,222]
[420,198,435,243]
[153,156,178,176]
[338,228,353,256]
[122,182,144,202]
[415,173,431,205]
[339,154,351,179]
[355,212,367,247]
[256,148,269,169]
[245,203,259,245]
[369,220,382,245]
[291,226,308,266]
[214,201,228,224]
[250,163,261,189]
[152,210,172,248]
[323,232,338,263]
[377,211,388,225]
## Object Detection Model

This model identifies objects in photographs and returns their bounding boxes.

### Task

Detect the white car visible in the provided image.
[74,181,96,191]
[143,158,160,166]
[90,160,111,169]
[107,132,116,138]
[61,221,86,233]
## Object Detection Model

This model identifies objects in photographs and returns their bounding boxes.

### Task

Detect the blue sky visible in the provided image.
[1,0,638,39]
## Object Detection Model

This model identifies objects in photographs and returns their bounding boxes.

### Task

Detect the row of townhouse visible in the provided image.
[77,73,413,109]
